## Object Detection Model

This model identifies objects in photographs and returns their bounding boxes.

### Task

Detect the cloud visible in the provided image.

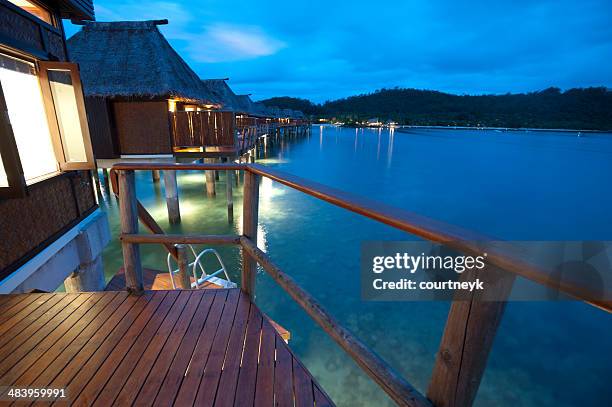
[64,0,612,102]
[185,24,286,62]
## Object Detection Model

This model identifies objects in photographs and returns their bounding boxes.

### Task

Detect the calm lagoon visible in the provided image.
[100,126,612,406]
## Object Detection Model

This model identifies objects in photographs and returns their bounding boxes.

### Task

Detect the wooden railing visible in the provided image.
[110,163,610,407]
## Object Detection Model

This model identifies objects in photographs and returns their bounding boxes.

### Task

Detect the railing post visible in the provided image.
[175,244,191,289]
[427,267,515,407]
[241,169,259,297]
[118,169,143,292]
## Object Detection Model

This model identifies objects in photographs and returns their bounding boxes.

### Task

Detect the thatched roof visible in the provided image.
[67,21,220,105]
[201,79,242,111]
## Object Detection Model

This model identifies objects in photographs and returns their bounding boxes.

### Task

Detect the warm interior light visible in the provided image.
[48,70,87,163]
[0,59,58,184]
[8,0,53,25]
[168,99,177,112]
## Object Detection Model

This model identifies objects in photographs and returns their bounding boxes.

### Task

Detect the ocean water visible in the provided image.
[99,126,612,406]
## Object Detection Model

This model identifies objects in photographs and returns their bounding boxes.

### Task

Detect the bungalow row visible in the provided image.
[67,20,308,166]
[67,19,308,222]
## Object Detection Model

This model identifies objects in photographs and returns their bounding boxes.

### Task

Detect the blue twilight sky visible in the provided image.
[64,0,612,103]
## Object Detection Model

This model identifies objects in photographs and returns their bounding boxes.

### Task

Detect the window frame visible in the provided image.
[0,55,95,198]
[38,60,95,171]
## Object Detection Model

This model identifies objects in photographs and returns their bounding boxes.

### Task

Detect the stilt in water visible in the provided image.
[225,157,234,224]
[204,158,216,197]
[102,168,110,196]
[152,170,160,183]
[163,170,181,224]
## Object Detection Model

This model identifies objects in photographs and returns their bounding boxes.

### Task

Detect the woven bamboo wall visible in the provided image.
[113,101,172,155]
[0,171,96,277]
[0,3,66,60]
[85,96,117,158]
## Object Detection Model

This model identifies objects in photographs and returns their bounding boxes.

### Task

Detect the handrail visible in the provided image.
[110,163,612,313]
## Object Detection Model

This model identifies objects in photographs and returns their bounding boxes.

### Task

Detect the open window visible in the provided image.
[38,61,95,171]
[0,54,94,198]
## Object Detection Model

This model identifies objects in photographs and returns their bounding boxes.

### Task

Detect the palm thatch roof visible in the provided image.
[201,79,242,111]
[67,20,220,105]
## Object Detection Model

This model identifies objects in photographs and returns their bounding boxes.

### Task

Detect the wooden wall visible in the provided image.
[0,171,96,279]
[85,96,117,159]
[113,101,173,155]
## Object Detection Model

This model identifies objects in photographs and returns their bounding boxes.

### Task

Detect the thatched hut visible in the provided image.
[68,20,228,159]
[201,79,242,112]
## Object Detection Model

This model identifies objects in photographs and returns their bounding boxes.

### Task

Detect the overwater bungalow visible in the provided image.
[0,0,108,293]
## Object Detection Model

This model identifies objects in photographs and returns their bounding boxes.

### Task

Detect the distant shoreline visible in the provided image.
[328,124,612,133]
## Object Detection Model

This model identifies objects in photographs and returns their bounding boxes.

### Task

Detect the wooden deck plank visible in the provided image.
[193,289,242,405]
[233,306,263,407]
[14,292,132,388]
[0,293,45,327]
[55,292,167,406]
[173,290,229,406]
[274,334,294,407]
[212,291,252,406]
[75,291,180,405]
[0,294,64,349]
[136,290,215,406]
[314,384,335,407]
[254,320,276,407]
[114,291,203,406]
[94,291,192,406]
[293,357,315,407]
[0,290,335,406]
[154,290,225,407]
[0,293,92,374]
[0,292,119,386]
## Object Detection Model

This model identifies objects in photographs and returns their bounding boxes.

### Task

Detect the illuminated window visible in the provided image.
[0,54,94,197]
[0,54,58,184]
[8,0,53,25]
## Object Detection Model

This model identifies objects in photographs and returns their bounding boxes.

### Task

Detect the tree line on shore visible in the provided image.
[260,87,612,130]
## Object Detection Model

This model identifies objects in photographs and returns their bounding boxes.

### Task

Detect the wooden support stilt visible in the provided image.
[235,156,241,187]
[152,170,160,183]
[119,170,143,292]
[226,161,234,224]
[204,158,216,197]
[102,168,110,195]
[163,170,181,224]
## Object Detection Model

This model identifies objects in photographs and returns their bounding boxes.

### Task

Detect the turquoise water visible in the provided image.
[100,126,612,406]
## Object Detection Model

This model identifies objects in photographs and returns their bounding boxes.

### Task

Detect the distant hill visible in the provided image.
[259,87,612,130]
[258,97,320,115]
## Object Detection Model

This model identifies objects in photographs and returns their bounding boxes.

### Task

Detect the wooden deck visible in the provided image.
[0,289,333,406]
[105,267,224,291]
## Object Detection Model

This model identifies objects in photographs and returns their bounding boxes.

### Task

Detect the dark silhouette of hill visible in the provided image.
[259,87,612,130]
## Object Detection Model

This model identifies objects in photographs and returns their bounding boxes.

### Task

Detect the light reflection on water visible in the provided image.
[100,126,612,407]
